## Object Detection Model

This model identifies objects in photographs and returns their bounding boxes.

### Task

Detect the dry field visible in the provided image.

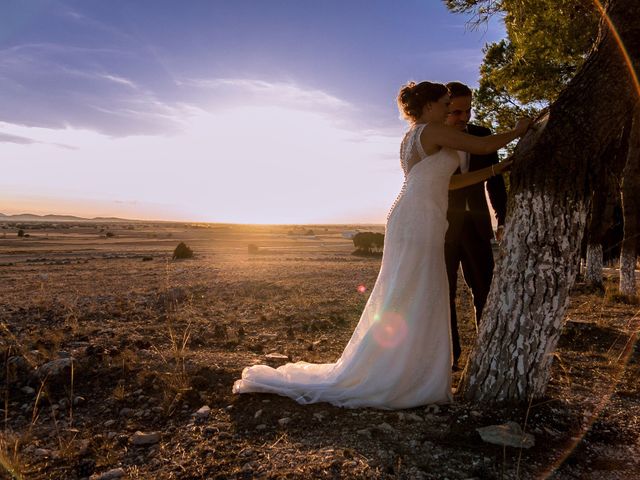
[1,222,639,480]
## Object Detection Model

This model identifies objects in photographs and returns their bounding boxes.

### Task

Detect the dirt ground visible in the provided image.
[0,222,639,480]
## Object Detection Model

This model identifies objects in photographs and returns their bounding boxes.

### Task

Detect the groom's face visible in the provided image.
[446,96,472,131]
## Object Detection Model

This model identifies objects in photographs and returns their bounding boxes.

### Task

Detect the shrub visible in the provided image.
[105,231,115,238]
[173,242,194,259]
[17,229,24,237]
[352,232,384,255]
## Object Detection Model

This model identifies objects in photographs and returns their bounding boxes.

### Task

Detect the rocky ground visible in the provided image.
[0,222,639,479]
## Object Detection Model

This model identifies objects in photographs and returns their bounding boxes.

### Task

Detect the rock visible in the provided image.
[93,467,126,479]
[107,432,117,440]
[119,408,133,417]
[103,420,116,428]
[34,448,51,457]
[476,422,535,448]
[313,412,326,421]
[8,356,32,377]
[376,422,397,434]
[59,398,69,409]
[254,409,263,419]
[78,439,91,455]
[406,413,424,422]
[255,424,267,430]
[425,404,440,414]
[264,352,289,367]
[36,358,75,380]
[21,386,36,395]
[73,396,86,406]
[195,405,211,419]
[278,417,291,426]
[357,428,372,438]
[131,431,161,446]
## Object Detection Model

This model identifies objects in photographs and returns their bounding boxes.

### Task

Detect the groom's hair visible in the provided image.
[446,82,472,99]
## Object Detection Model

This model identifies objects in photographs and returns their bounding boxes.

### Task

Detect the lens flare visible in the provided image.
[371,311,408,349]
[357,284,367,293]
[592,0,640,100]
[537,3,640,477]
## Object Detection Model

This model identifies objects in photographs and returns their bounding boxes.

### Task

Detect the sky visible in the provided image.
[1,0,506,224]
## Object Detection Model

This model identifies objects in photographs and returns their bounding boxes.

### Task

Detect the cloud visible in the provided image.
[181,78,351,111]
[0,97,403,224]
[0,130,76,149]
[0,42,186,136]
[0,132,37,144]
[100,74,138,89]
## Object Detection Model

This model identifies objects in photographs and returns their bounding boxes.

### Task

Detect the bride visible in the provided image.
[233,81,531,409]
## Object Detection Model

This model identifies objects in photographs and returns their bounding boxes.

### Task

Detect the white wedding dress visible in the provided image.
[233,123,458,409]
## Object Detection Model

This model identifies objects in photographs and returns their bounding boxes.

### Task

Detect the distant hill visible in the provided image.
[0,213,137,222]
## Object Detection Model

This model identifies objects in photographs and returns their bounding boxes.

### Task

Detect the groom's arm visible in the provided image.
[468,124,508,226]
[486,151,507,227]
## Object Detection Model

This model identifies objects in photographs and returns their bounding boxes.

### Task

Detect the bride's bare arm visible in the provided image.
[448,160,512,190]
[421,119,530,155]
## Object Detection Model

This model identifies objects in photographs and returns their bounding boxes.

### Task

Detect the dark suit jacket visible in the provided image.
[445,123,507,243]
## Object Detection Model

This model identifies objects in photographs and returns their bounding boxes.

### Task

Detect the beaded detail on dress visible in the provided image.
[387,123,427,221]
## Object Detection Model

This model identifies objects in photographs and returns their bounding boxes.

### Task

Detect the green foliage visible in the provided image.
[444,0,599,132]
[173,242,194,259]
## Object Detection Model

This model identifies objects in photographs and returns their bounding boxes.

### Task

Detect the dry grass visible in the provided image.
[0,221,639,479]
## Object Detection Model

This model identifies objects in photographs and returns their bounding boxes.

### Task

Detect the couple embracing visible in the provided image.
[233,81,531,409]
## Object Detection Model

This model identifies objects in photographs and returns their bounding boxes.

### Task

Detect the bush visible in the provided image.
[105,231,115,238]
[352,232,384,255]
[173,242,194,259]
[17,229,24,237]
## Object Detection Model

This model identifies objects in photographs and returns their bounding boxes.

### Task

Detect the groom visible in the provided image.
[444,81,507,368]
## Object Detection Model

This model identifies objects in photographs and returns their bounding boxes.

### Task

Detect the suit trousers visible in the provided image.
[445,214,495,364]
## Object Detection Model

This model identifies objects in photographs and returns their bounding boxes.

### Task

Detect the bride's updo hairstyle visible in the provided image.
[397,81,449,122]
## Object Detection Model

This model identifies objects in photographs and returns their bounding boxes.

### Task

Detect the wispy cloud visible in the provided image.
[0,41,185,136]
[99,74,138,89]
[0,131,77,150]
[0,132,37,144]
[180,77,352,111]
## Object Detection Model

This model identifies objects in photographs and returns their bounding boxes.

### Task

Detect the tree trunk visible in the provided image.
[585,123,630,286]
[619,105,640,296]
[461,0,640,403]
[585,243,604,285]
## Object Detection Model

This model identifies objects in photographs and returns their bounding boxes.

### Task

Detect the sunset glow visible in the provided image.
[1,1,506,223]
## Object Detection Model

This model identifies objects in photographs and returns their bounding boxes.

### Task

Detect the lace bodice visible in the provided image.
[399,123,428,177]
[387,123,459,222]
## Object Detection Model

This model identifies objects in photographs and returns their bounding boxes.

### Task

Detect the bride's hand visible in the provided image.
[515,117,533,136]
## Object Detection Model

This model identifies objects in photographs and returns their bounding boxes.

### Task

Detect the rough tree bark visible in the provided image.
[619,105,640,296]
[461,0,640,403]
[585,125,630,287]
